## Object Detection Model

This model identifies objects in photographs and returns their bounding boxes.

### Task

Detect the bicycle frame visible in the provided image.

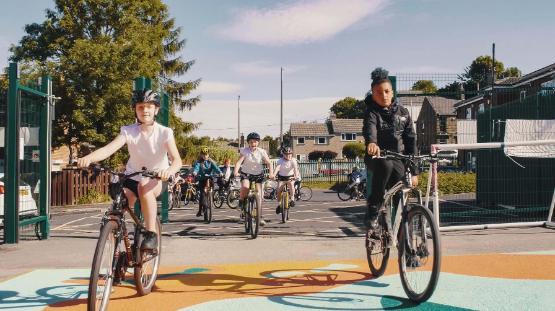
[382,181,414,249]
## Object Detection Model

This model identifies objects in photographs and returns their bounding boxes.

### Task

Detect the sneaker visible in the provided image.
[260,218,266,226]
[289,200,295,208]
[364,210,379,230]
[276,205,281,214]
[196,210,202,217]
[141,231,158,251]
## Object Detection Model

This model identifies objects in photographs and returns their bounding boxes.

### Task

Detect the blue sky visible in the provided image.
[1,0,554,138]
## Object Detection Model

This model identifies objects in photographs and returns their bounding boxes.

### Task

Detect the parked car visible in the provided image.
[0,175,39,226]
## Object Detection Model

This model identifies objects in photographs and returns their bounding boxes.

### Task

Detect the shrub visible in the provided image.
[77,189,111,205]
[416,171,476,195]
[342,142,365,159]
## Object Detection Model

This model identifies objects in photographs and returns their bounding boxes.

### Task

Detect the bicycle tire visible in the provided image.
[299,186,312,201]
[213,190,224,208]
[249,196,260,239]
[243,200,250,233]
[170,189,180,210]
[134,218,162,296]
[227,189,240,209]
[183,189,191,206]
[366,211,390,277]
[398,204,441,302]
[88,220,119,311]
[337,185,353,201]
[205,190,213,223]
[281,190,289,223]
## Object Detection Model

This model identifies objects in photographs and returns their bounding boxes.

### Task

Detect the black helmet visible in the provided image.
[282,147,293,154]
[246,132,260,141]
[132,89,160,107]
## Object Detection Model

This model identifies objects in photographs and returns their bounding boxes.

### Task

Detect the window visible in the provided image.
[315,137,328,144]
[439,116,447,133]
[479,103,485,113]
[297,137,305,145]
[466,107,472,120]
[341,133,356,141]
[296,154,306,161]
[520,90,527,102]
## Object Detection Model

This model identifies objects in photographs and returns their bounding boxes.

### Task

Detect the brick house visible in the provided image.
[416,97,459,154]
[290,118,364,161]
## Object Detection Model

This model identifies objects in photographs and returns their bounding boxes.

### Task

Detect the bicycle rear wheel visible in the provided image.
[88,220,119,311]
[366,211,390,277]
[249,196,261,239]
[170,189,180,210]
[134,218,162,296]
[299,186,312,201]
[398,204,441,302]
[227,189,240,209]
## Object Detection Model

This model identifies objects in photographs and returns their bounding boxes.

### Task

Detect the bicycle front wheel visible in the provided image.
[281,191,289,223]
[213,191,224,208]
[398,204,441,302]
[366,212,390,277]
[249,197,261,239]
[88,220,119,311]
[204,191,213,223]
[227,189,240,209]
[299,186,312,201]
[134,218,162,296]
[337,185,353,201]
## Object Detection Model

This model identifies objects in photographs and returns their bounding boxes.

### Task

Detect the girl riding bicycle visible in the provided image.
[270,146,300,215]
[77,89,182,251]
[233,132,274,225]
[192,146,222,217]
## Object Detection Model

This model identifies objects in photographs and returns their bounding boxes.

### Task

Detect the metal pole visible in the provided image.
[492,43,496,107]
[280,67,283,145]
[5,63,20,243]
[39,75,52,239]
[237,95,240,148]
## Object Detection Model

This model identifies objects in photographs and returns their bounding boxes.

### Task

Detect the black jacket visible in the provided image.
[362,96,417,157]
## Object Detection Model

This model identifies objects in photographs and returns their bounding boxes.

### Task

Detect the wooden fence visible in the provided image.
[51,169,111,206]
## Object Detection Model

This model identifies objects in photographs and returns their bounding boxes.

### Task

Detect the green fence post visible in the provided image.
[5,63,20,244]
[39,75,52,239]
[159,92,169,223]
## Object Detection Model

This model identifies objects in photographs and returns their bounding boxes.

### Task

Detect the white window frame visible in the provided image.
[297,137,305,145]
[315,137,328,145]
[466,107,472,120]
[341,133,356,141]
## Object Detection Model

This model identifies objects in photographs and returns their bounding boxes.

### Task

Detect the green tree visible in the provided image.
[10,0,199,166]
[263,135,279,157]
[342,142,365,160]
[411,80,437,94]
[330,97,365,119]
[501,67,522,79]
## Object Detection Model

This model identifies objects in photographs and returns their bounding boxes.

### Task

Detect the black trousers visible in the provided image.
[366,158,405,216]
[198,179,209,210]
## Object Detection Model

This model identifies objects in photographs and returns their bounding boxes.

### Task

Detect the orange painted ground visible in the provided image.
[44,252,555,310]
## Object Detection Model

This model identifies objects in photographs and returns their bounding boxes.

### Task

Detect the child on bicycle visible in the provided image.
[77,89,182,250]
[233,132,274,225]
[192,146,222,217]
[363,67,418,229]
[270,146,300,214]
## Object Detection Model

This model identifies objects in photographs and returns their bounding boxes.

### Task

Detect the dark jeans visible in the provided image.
[198,179,209,210]
[366,158,405,217]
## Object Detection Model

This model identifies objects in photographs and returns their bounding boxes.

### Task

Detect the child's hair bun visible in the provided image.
[371,67,389,81]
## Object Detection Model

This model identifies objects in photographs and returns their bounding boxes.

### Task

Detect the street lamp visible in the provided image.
[237,95,240,149]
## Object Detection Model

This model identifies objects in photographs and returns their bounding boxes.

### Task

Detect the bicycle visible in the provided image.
[337,173,366,201]
[365,150,441,303]
[199,174,217,224]
[213,177,233,209]
[87,166,168,311]
[181,175,198,206]
[278,177,295,223]
[169,178,183,211]
[238,174,263,239]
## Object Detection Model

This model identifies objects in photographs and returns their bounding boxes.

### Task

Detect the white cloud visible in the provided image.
[230,61,306,76]
[177,96,341,138]
[196,81,243,94]
[218,0,388,46]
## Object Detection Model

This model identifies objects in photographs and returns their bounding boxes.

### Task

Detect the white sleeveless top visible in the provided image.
[276,158,299,176]
[121,122,174,181]
[240,147,268,175]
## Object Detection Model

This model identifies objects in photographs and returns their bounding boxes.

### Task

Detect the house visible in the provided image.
[416,97,459,154]
[290,117,364,161]
[397,95,427,125]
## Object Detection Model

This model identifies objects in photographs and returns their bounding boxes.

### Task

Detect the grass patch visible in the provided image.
[77,189,111,205]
